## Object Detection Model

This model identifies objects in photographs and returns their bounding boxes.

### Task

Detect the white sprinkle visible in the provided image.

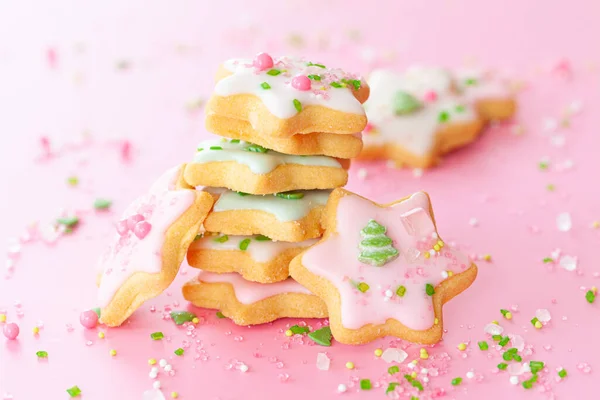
[142,389,166,400]
[468,217,479,227]
[556,212,572,232]
[542,118,558,132]
[240,364,249,373]
[421,368,429,374]
[535,309,552,323]
[466,371,475,379]
[550,135,566,147]
[428,249,436,257]
[149,367,159,379]
[381,348,408,364]
[164,364,172,372]
[385,289,394,298]
[316,353,331,371]
[159,359,167,368]
[559,255,578,271]
[337,384,347,393]
[152,381,161,389]
[412,168,423,178]
[568,101,582,115]
[422,376,429,383]
[441,271,449,279]
[509,376,519,385]
[357,168,368,180]
[483,323,504,335]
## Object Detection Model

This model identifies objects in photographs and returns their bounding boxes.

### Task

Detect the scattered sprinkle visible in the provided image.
[308,326,332,346]
[150,332,164,340]
[174,348,184,356]
[316,353,330,371]
[556,212,572,232]
[457,343,467,351]
[451,377,462,386]
[293,99,302,113]
[586,290,596,303]
[558,368,568,378]
[215,311,226,319]
[93,199,112,210]
[170,311,196,325]
[388,365,400,375]
[382,348,408,363]
[66,386,82,397]
[360,379,372,390]
[289,325,310,335]
[345,361,355,369]
[36,351,48,358]
[109,349,117,357]
[260,82,271,90]
[374,348,383,357]
[478,341,489,350]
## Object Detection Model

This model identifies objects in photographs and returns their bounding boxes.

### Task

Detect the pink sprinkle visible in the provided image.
[553,59,572,79]
[363,122,375,134]
[79,310,99,329]
[253,52,274,71]
[3,323,20,340]
[127,214,145,230]
[423,90,438,102]
[46,48,57,68]
[134,221,152,239]
[291,75,311,91]
[121,140,132,161]
[40,136,51,156]
[116,220,129,236]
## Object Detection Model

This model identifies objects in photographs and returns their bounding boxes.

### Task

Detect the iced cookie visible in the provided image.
[206,113,363,158]
[206,53,370,138]
[456,68,517,121]
[97,165,214,327]
[359,67,485,168]
[289,188,477,345]
[188,234,318,283]
[184,139,349,195]
[182,272,328,325]
[202,189,330,242]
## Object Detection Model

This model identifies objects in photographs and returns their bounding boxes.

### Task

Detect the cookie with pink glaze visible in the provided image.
[97,165,214,327]
[206,53,370,138]
[182,271,327,325]
[289,188,477,345]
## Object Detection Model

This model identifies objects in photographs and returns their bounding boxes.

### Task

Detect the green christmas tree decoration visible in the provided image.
[358,219,399,266]
[393,91,422,115]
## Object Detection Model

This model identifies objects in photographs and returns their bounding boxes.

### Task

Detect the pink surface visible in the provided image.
[1,1,599,399]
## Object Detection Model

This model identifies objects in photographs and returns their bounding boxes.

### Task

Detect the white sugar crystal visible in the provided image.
[316,353,331,371]
[559,255,577,271]
[385,289,394,298]
[556,212,572,232]
[507,363,525,376]
[381,348,408,364]
[483,323,504,336]
[159,359,167,368]
[466,371,475,379]
[543,118,558,132]
[536,309,552,323]
[509,376,519,385]
[239,364,249,373]
[164,365,172,372]
[509,335,525,352]
[142,389,166,400]
[337,384,347,393]
[152,381,161,390]
[441,271,449,279]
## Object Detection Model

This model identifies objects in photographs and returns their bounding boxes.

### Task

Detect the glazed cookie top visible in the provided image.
[300,190,472,331]
[214,53,367,119]
[192,139,342,174]
[196,271,313,304]
[455,68,512,101]
[97,165,196,307]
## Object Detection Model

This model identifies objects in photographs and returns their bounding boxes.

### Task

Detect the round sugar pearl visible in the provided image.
[291,75,311,91]
[80,310,99,329]
[3,323,19,340]
[253,53,274,71]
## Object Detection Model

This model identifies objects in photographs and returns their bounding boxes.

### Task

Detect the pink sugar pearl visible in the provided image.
[116,219,129,236]
[134,221,152,239]
[253,53,274,71]
[291,75,311,91]
[423,90,438,102]
[127,214,145,230]
[3,323,20,340]
[80,310,99,329]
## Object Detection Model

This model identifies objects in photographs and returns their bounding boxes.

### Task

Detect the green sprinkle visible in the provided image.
[174,348,184,356]
[237,191,250,196]
[216,311,226,319]
[451,377,462,386]
[289,325,310,335]
[214,235,229,243]
[93,198,112,210]
[293,99,302,113]
[307,74,321,81]
[385,382,399,394]
[230,139,241,143]
[396,285,406,297]
[522,374,538,389]
[543,257,554,263]
[360,379,372,390]
[36,350,48,358]
[393,91,422,115]
[411,397,420,400]
[586,290,596,303]
[531,317,540,327]
[308,326,332,346]
[260,82,271,90]
[492,334,503,341]
[57,216,79,228]
[498,336,510,347]
[350,79,362,90]
[266,69,281,76]
[197,147,204,151]
[497,363,508,370]
[245,144,269,153]
[529,361,545,374]
[455,105,466,113]
[275,191,305,200]
[465,78,478,86]
[546,184,556,191]
[438,111,450,123]
[502,351,513,361]
[411,380,424,391]
[170,311,196,325]
[67,176,79,186]
[92,307,101,318]
[539,160,549,170]
[306,62,326,68]
[209,146,222,150]
[388,365,400,375]
[357,282,370,293]
[500,309,510,317]
[478,341,489,350]
[330,81,343,88]
[425,284,435,296]
[404,374,413,382]
[239,238,251,251]
[255,235,271,241]
[513,354,522,362]
[66,386,82,397]
[558,369,567,378]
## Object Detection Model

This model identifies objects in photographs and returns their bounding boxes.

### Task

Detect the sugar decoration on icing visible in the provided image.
[210,189,331,222]
[215,53,366,119]
[193,139,342,174]
[193,234,318,263]
[196,271,312,304]
[97,165,195,308]
[455,68,512,101]
[300,191,471,331]
[357,220,399,266]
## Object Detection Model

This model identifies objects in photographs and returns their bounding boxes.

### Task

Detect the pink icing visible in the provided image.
[196,271,312,305]
[291,75,311,91]
[97,165,195,308]
[301,191,471,331]
[252,52,274,71]
[423,90,438,102]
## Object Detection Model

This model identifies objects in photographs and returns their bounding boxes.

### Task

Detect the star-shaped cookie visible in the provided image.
[289,188,478,344]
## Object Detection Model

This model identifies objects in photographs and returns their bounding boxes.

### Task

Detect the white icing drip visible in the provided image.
[210,189,330,222]
[193,139,341,174]
[195,235,318,262]
[215,57,366,119]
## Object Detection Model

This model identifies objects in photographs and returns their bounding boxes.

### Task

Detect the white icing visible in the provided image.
[210,189,330,222]
[193,139,341,174]
[455,68,511,101]
[215,57,366,119]
[194,234,318,262]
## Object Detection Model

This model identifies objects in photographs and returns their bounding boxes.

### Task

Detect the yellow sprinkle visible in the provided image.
[374,348,383,357]
[457,343,467,351]
[285,329,293,337]
[411,359,418,365]
[0,314,6,323]
[411,371,418,378]
[148,358,157,365]
[32,327,40,335]
[437,240,444,248]
[447,271,454,277]
[491,320,499,325]
[592,221,600,229]
[433,244,441,251]
[592,287,598,295]
[98,332,105,339]
[171,392,179,399]
[434,318,439,325]
[534,321,543,329]
[424,252,431,259]
[483,254,492,261]
[345,362,355,369]
[505,312,513,320]
[419,348,429,359]
[192,317,199,324]
[110,349,117,357]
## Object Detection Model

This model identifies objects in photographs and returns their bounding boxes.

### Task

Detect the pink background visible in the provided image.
[1,1,600,399]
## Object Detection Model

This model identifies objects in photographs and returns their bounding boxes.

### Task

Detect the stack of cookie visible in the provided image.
[181,53,370,325]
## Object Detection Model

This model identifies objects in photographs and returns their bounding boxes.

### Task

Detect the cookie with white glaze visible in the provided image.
[184,138,349,195]
[289,188,477,345]
[206,53,369,138]
[182,272,328,325]
[97,165,214,327]
[188,234,317,283]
